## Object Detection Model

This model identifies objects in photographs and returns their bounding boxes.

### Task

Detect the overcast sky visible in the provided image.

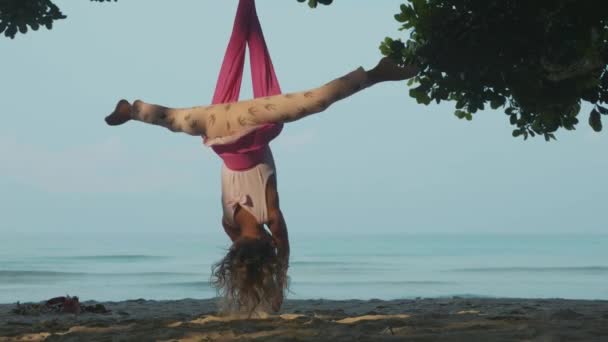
[1,0,606,238]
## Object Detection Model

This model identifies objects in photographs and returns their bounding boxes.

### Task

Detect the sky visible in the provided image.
[0,0,606,237]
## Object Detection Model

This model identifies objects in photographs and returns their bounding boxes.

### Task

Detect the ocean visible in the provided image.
[1,232,607,304]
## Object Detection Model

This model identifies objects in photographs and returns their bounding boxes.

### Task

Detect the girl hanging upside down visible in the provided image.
[105,57,417,313]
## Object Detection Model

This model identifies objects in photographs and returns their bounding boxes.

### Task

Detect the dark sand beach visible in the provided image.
[1,297,607,341]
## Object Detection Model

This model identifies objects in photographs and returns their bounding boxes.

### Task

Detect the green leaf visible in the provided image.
[18,23,27,34]
[455,99,466,110]
[490,96,506,110]
[597,105,608,115]
[5,25,17,39]
[589,109,603,132]
[411,0,425,14]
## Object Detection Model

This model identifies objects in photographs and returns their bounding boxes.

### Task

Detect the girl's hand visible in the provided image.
[271,292,284,312]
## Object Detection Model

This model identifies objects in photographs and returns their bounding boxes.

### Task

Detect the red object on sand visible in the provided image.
[62,296,81,314]
[45,295,81,314]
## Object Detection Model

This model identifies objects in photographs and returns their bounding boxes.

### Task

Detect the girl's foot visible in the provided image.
[368,57,419,83]
[105,99,132,126]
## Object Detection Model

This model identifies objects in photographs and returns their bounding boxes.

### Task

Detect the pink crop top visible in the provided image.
[204,123,283,171]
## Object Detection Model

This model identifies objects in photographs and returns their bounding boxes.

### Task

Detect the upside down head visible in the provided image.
[211,237,288,315]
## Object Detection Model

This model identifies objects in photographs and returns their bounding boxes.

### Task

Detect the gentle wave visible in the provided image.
[130,280,455,288]
[449,266,608,273]
[0,270,86,277]
[291,261,375,266]
[0,270,198,279]
[295,280,455,286]
[49,255,169,261]
[157,281,212,288]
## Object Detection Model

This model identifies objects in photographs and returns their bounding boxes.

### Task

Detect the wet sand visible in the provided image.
[1,297,607,341]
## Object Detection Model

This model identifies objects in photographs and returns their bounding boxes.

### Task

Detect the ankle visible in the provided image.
[365,68,382,85]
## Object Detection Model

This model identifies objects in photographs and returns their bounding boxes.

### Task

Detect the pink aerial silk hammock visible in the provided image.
[207,0,283,171]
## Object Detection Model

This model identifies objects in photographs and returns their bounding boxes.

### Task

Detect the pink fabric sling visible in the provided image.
[206,0,283,171]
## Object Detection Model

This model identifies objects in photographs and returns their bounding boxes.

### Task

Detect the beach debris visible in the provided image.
[5,321,33,326]
[47,296,80,314]
[381,326,395,335]
[487,314,530,321]
[85,303,111,314]
[507,309,526,315]
[550,309,584,320]
[456,310,480,315]
[279,313,305,321]
[335,314,410,324]
[11,295,111,316]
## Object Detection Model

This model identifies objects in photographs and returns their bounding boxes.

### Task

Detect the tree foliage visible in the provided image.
[380,0,608,140]
[0,0,117,39]
[0,0,65,38]
[2,0,607,140]
[297,0,333,9]
[0,0,330,39]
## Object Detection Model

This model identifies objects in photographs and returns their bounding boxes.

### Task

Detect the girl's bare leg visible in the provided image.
[105,58,417,138]
[105,100,212,136]
[216,57,418,132]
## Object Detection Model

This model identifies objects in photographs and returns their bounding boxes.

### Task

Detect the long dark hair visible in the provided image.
[211,237,288,315]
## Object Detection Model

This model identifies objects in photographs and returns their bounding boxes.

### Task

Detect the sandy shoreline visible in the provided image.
[1,297,607,341]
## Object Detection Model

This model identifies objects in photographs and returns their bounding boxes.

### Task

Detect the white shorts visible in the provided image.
[221,149,275,227]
